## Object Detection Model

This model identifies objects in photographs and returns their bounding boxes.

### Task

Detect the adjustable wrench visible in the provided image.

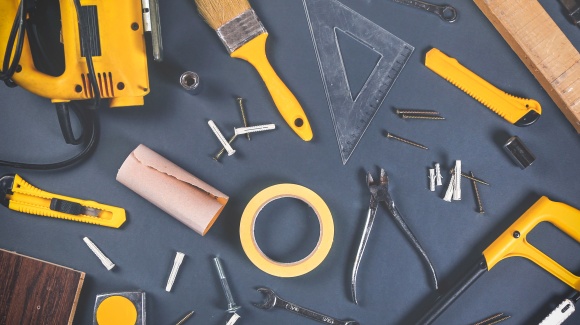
[393,0,457,22]
[253,287,359,325]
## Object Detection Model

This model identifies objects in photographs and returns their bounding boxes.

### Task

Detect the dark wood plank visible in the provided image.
[0,249,85,325]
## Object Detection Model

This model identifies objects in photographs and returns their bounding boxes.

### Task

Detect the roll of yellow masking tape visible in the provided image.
[239,184,334,277]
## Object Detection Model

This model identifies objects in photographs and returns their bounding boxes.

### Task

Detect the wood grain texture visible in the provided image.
[474,0,580,133]
[0,249,85,325]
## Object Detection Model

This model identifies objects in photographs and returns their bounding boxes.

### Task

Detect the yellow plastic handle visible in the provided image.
[7,174,126,228]
[483,196,580,290]
[425,48,541,124]
[231,34,313,141]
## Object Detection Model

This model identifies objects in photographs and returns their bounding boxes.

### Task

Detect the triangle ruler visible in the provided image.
[303,0,414,164]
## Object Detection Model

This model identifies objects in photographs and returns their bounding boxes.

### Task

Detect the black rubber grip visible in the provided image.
[50,198,83,215]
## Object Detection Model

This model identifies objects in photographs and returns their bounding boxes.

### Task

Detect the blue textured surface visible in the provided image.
[1,0,580,324]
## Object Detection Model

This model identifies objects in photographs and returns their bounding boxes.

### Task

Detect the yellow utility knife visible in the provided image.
[425,48,542,126]
[0,174,125,228]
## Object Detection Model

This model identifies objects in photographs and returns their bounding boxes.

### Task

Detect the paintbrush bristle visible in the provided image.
[195,0,252,30]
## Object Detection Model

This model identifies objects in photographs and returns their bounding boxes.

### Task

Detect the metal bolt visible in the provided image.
[470,172,484,214]
[513,231,521,238]
[385,131,429,150]
[213,135,238,162]
[237,98,251,141]
[213,257,241,313]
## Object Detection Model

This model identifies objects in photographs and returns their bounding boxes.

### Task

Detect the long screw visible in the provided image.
[213,135,238,162]
[471,172,485,214]
[213,257,241,313]
[450,168,490,186]
[237,98,251,141]
[396,109,440,115]
[385,131,429,150]
[472,313,510,325]
[175,310,195,325]
[401,114,446,120]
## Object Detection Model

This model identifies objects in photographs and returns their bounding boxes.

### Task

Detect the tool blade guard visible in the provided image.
[0,0,149,107]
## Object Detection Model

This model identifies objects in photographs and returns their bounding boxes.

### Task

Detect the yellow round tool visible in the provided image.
[96,295,138,325]
[239,184,334,277]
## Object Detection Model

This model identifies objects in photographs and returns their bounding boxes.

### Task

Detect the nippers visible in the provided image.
[351,169,438,304]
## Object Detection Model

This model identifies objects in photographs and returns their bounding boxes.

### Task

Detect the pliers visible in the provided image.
[351,168,438,304]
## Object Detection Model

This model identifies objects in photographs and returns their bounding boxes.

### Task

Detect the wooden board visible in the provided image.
[0,249,85,325]
[474,0,580,133]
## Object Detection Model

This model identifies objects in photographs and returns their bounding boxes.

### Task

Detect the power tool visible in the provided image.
[0,0,162,169]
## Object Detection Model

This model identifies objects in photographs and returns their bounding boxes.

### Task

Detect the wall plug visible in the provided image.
[226,313,241,325]
[453,160,462,201]
[83,237,115,271]
[166,252,185,292]
[435,163,443,186]
[443,173,455,202]
[429,169,436,192]
[234,124,276,136]
[208,120,236,156]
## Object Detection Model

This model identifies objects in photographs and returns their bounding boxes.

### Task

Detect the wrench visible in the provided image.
[393,0,457,22]
[253,287,359,325]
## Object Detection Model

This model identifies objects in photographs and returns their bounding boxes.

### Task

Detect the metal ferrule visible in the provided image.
[217,9,267,54]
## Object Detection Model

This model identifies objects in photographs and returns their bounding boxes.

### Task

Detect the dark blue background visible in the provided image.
[2,0,580,324]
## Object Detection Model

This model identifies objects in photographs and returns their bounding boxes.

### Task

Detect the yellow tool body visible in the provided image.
[1,174,125,228]
[425,48,542,126]
[0,0,149,107]
[418,196,580,324]
[484,196,580,288]
[231,34,313,141]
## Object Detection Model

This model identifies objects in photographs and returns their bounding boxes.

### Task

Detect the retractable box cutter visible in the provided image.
[0,174,125,228]
[418,196,580,324]
[425,48,542,127]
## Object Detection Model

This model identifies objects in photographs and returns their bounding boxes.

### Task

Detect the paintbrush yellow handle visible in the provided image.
[231,34,313,141]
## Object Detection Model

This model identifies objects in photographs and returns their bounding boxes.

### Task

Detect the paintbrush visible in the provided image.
[194,0,313,141]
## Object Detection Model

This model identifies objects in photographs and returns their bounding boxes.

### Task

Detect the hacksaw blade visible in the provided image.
[303,0,414,164]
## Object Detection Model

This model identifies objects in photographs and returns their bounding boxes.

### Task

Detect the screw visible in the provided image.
[237,98,251,141]
[213,257,241,313]
[473,313,510,325]
[396,109,440,115]
[175,310,195,325]
[450,168,490,186]
[513,231,521,238]
[385,131,428,150]
[213,134,238,162]
[401,114,446,120]
[470,172,484,214]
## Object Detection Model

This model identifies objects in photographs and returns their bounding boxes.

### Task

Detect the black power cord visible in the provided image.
[1,0,26,87]
[0,0,101,170]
